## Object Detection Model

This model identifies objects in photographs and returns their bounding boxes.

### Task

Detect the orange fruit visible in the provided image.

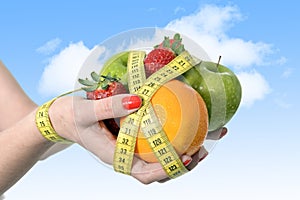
[133,79,208,163]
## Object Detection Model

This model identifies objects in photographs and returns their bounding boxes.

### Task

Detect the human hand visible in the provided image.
[185,127,228,170]
[158,127,228,183]
[44,94,188,184]
[41,93,226,184]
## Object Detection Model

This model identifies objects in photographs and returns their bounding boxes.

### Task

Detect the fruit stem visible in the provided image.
[100,75,120,82]
[217,56,222,68]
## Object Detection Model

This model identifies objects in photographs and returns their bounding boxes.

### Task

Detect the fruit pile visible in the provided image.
[79,33,242,162]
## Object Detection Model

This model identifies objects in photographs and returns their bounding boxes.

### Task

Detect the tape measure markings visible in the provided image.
[140,105,188,178]
[113,50,199,177]
[114,51,146,174]
[35,98,72,144]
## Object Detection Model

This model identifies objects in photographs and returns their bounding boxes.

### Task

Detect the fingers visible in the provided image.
[131,154,194,184]
[131,158,168,184]
[125,127,228,184]
[157,154,193,183]
[206,127,228,140]
[184,127,228,170]
[73,94,142,125]
[186,146,208,170]
[131,126,229,184]
[93,94,142,120]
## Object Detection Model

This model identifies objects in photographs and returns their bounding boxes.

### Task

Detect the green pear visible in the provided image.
[182,61,242,131]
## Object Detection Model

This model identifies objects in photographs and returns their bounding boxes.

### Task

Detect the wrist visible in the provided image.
[23,110,56,148]
[36,97,73,144]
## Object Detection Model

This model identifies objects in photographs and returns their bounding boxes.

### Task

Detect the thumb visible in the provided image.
[93,94,142,120]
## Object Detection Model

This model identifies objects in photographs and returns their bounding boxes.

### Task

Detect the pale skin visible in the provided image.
[0,60,227,195]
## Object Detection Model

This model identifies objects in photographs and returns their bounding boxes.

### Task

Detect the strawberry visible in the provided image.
[78,72,127,136]
[144,33,185,77]
[144,48,176,77]
[86,81,127,100]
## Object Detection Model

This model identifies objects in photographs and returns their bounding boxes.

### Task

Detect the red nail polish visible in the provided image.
[198,152,208,163]
[122,95,142,110]
[218,128,228,139]
[183,159,192,166]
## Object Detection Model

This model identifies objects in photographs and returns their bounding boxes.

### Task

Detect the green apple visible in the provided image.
[182,61,242,131]
[100,51,129,85]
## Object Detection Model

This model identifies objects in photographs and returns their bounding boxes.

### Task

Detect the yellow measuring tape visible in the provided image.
[35,90,81,144]
[113,50,198,178]
[35,97,72,144]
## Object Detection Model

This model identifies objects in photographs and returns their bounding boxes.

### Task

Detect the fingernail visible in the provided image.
[122,95,142,110]
[218,128,228,139]
[183,158,192,166]
[198,152,208,163]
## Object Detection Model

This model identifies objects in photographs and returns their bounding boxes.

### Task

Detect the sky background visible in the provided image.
[1,0,299,199]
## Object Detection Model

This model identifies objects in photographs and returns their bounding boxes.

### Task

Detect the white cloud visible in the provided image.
[165,4,278,107]
[38,4,280,107]
[165,4,274,68]
[38,41,91,97]
[236,70,271,107]
[276,56,287,65]
[36,38,62,55]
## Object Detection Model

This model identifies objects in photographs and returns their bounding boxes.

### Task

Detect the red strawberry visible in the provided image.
[144,48,176,77]
[78,72,127,136]
[86,81,127,100]
[144,33,185,77]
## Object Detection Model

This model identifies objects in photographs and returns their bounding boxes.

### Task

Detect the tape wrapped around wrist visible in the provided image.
[35,97,72,144]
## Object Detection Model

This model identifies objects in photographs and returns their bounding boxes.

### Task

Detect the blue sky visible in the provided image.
[1,0,299,199]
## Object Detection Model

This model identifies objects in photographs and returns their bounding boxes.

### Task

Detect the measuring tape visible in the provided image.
[35,90,81,144]
[113,50,199,178]
[35,97,72,144]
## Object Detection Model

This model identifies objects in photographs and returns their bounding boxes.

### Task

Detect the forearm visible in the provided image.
[0,110,55,194]
[0,60,37,131]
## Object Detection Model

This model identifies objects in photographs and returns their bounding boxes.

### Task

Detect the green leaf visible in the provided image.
[81,84,99,92]
[174,33,181,40]
[78,78,95,86]
[91,71,100,82]
[163,36,170,48]
[175,44,185,55]
[171,40,180,49]
[100,82,109,90]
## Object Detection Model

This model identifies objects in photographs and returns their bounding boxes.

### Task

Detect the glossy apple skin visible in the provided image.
[100,51,129,85]
[181,61,242,131]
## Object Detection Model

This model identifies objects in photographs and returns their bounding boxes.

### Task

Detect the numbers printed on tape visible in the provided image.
[140,105,188,178]
[113,50,198,178]
[113,51,146,174]
[35,98,71,144]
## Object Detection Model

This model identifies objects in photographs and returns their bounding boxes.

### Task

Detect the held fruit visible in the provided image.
[144,33,185,77]
[144,48,176,77]
[79,32,242,165]
[100,51,129,85]
[182,60,242,131]
[96,50,209,163]
[123,80,208,162]
[78,72,127,135]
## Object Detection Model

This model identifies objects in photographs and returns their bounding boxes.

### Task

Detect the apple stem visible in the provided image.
[217,56,222,68]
